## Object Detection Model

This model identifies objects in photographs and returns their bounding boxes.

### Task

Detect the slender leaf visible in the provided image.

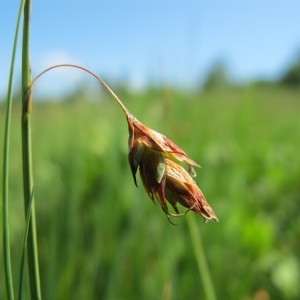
[2,0,26,299]
[18,187,35,300]
[187,213,217,300]
[21,0,42,298]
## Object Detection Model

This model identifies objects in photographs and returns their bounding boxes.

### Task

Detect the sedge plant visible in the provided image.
[2,0,218,298]
[32,64,218,224]
[31,64,218,299]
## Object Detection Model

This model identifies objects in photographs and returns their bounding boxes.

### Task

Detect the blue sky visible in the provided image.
[1,0,300,97]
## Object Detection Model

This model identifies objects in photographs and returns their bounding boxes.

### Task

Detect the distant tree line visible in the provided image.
[202,51,300,90]
[280,53,300,86]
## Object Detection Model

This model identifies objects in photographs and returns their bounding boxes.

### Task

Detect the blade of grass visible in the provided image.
[186,213,217,300]
[21,0,42,298]
[18,187,35,300]
[2,0,26,299]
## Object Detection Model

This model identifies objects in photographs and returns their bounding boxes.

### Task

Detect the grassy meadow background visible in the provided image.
[1,84,300,299]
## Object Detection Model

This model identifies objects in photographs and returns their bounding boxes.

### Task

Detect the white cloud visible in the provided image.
[127,73,147,92]
[32,50,84,98]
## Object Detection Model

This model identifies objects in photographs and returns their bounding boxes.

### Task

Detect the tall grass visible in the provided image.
[2,0,25,299]
[2,0,41,298]
[21,0,41,298]
[3,1,217,297]
[2,86,299,299]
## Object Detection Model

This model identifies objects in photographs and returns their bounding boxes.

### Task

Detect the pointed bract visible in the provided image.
[127,114,199,173]
[165,159,218,221]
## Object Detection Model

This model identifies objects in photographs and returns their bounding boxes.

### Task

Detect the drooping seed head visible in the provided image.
[126,113,217,223]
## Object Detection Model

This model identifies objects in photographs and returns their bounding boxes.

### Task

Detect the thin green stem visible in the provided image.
[21,0,42,299]
[2,0,26,299]
[186,214,217,300]
[18,187,35,300]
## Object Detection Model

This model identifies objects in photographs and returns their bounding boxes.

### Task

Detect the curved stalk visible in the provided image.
[31,64,130,116]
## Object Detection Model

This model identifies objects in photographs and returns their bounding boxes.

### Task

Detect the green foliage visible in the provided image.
[1,86,300,299]
[202,60,229,90]
[280,53,300,87]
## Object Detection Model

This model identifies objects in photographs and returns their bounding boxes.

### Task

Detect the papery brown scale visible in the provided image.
[137,147,168,208]
[152,176,168,214]
[127,114,200,175]
[164,159,218,221]
[128,141,144,187]
[161,135,200,168]
[127,114,167,153]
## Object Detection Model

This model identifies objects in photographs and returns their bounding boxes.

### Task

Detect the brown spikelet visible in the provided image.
[126,113,217,223]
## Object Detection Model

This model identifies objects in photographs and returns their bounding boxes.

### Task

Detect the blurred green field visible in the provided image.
[1,85,300,299]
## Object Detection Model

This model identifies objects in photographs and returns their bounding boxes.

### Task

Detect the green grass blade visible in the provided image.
[21,0,42,298]
[187,213,217,300]
[2,0,26,299]
[18,187,35,300]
